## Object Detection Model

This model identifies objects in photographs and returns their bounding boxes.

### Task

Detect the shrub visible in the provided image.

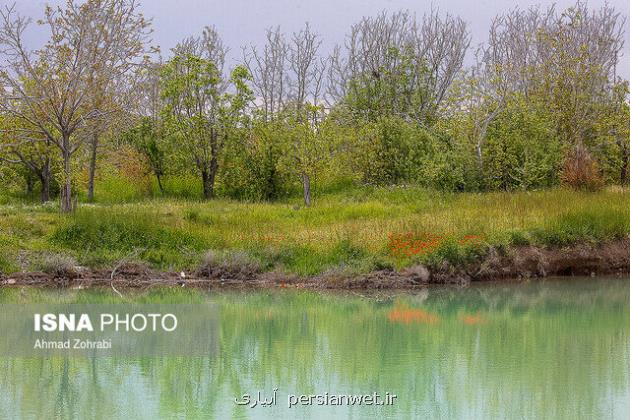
[197,250,261,277]
[37,254,80,278]
[482,102,561,191]
[561,144,604,191]
[220,122,295,201]
[354,117,433,186]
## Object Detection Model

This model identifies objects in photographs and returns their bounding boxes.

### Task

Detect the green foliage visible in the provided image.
[353,116,427,185]
[592,91,630,185]
[220,121,293,201]
[414,130,477,192]
[123,117,170,193]
[344,46,436,123]
[160,52,252,200]
[483,99,562,190]
[425,236,489,267]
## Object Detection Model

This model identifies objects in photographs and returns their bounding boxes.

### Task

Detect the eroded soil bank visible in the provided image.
[2,240,630,290]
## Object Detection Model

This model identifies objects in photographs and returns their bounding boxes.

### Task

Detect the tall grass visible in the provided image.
[48,206,210,269]
[0,186,629,275]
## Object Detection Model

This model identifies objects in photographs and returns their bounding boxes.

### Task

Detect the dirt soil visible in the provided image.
[2,240,630,290]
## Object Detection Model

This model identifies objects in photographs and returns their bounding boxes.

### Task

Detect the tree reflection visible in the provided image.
[0,279,629,419]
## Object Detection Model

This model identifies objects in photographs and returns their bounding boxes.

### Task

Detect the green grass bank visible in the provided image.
[1,186,630,283]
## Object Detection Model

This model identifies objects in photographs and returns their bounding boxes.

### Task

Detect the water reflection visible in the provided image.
[0,278,629,419]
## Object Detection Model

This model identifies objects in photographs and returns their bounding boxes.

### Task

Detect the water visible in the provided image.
[0,278,629,419]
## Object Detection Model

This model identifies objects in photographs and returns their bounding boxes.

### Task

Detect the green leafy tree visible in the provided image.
[0,115,57,201]
[161,36,252,199]
[594,82,630,185]
[483,96,561,190]
[279,104,330,206]
[124,117,169,194]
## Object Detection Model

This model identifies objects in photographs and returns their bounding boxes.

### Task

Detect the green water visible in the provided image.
[1,278,629,419]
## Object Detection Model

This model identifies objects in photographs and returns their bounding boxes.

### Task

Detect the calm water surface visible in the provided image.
[0,278,629,419]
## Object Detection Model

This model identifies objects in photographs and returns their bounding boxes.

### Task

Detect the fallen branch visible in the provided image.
[109,247,146,298]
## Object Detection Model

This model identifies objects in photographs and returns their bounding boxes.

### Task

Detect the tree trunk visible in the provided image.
[40,175,50,203]
[25,173,34,195]
[87,133,98,201]
[201,169,212,200]
[60,144,74,213]
[39,160,51,203]
[204,131,220,200]
[301,172,311,207]
[475,142,483,167]
[156,173,164,194]
[621,147,629,186]
[207,153,218,200]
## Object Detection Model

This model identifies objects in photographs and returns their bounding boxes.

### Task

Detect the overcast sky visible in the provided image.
[12,0,630,79]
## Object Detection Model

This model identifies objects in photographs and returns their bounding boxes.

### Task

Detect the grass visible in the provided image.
[1,186,630,276]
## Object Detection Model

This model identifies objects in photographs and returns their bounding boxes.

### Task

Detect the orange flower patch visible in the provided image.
[387,307,440,325]
[387,232,444,257]
[387,232,486,258]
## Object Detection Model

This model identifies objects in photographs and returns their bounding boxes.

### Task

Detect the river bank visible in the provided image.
[2,239,629,290]
[2,187,630,289]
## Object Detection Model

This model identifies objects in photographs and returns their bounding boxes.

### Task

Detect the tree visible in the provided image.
[84,74,133,201]
[243,27,289,122]
[329,10,470,123]
[0,0,151,212]
[0,115,55,202]
[161,27,252,200]
[123,117,168,193]
[614,103,630,185]
[122,60,170,194]
[595,82,630,185]
[286,23,327,206]
[479,3,625,146]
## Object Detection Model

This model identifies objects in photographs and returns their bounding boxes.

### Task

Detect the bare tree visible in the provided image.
[243,27,289,121]
[0,0,151,212]
[287,23,327,206]
[483,3,624,96]
[289,23,323,113]
[328,10,470,122]
[174,25,228,75]
[243,23,328,206]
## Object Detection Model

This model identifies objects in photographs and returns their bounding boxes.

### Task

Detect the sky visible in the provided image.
[11,0,630,79]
